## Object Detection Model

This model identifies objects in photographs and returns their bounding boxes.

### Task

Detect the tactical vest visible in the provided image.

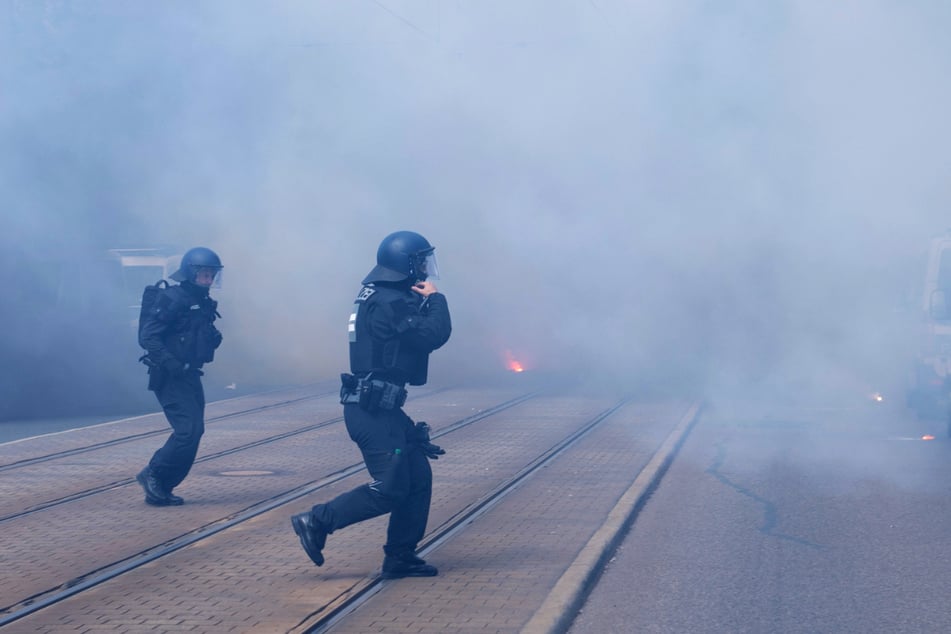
[348,284,430,386]
[155,284,221,367]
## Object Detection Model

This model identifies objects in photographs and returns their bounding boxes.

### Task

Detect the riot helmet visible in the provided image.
[171,246,223,287]
[362,231,439,284]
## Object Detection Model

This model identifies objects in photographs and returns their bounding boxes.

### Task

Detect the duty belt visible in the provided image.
[340,391,362,405]
[340,374,407,412]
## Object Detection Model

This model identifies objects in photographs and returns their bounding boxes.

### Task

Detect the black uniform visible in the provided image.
[138,280,222,501]
[309,282,451,559]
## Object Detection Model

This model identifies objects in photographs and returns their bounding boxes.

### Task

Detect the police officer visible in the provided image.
[292,231,452,578]
[136,247,224,506]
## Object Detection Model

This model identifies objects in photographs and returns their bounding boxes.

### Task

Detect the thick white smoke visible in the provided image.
[1,1,949,416]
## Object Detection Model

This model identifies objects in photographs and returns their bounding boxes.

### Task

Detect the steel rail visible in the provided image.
[0,391,539,628]
[0,387,453,523]
[0,386,337,472]
[294,397,631,634]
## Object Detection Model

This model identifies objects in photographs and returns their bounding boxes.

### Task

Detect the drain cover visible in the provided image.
[217,470,276,477]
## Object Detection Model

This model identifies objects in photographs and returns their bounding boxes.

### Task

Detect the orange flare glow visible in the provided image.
[503,349,526,373]
[922,435,936,441]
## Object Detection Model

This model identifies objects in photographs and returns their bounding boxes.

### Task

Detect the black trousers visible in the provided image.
[149,371,205,491]
[310,403,433,556]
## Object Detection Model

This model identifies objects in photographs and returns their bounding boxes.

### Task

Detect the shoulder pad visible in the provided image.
[389,297,419,333]
[388,298,414,316]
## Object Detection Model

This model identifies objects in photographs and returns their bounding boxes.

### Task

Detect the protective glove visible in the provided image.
[210,325,223,349]
[414,421,446,460]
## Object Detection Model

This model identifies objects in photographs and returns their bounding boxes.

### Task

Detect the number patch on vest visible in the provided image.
[349,287,375,343]
[356,287,375,301]
[348,304,359,342]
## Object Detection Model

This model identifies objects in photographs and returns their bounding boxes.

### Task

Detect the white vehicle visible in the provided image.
[908,232,951,425]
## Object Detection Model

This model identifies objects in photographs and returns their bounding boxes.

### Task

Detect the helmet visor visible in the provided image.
[193,266,223,289]
[418,251,439,281]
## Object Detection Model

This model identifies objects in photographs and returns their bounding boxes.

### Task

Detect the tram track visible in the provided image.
[0,386,463,523]
[0,387,338,473]
[0,391,540,628]
[0,412,342,523]
[293,397,630,633]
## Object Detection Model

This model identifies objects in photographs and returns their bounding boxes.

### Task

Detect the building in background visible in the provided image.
[0,246,182,421]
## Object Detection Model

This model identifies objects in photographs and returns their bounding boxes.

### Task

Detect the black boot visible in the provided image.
[136,467,172,506]
[381,552,438,579]
[291,512,328,566]
[164,489,185,506]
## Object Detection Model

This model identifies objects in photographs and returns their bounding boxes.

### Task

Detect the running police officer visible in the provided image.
[136,247,224,506]
[292,231,452,579]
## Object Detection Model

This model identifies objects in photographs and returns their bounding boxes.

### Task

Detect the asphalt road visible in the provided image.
[568,390,951,634]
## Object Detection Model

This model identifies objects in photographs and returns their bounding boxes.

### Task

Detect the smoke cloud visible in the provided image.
[2,1,950,418]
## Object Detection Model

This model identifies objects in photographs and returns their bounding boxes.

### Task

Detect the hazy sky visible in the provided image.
[2,1,951,412]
